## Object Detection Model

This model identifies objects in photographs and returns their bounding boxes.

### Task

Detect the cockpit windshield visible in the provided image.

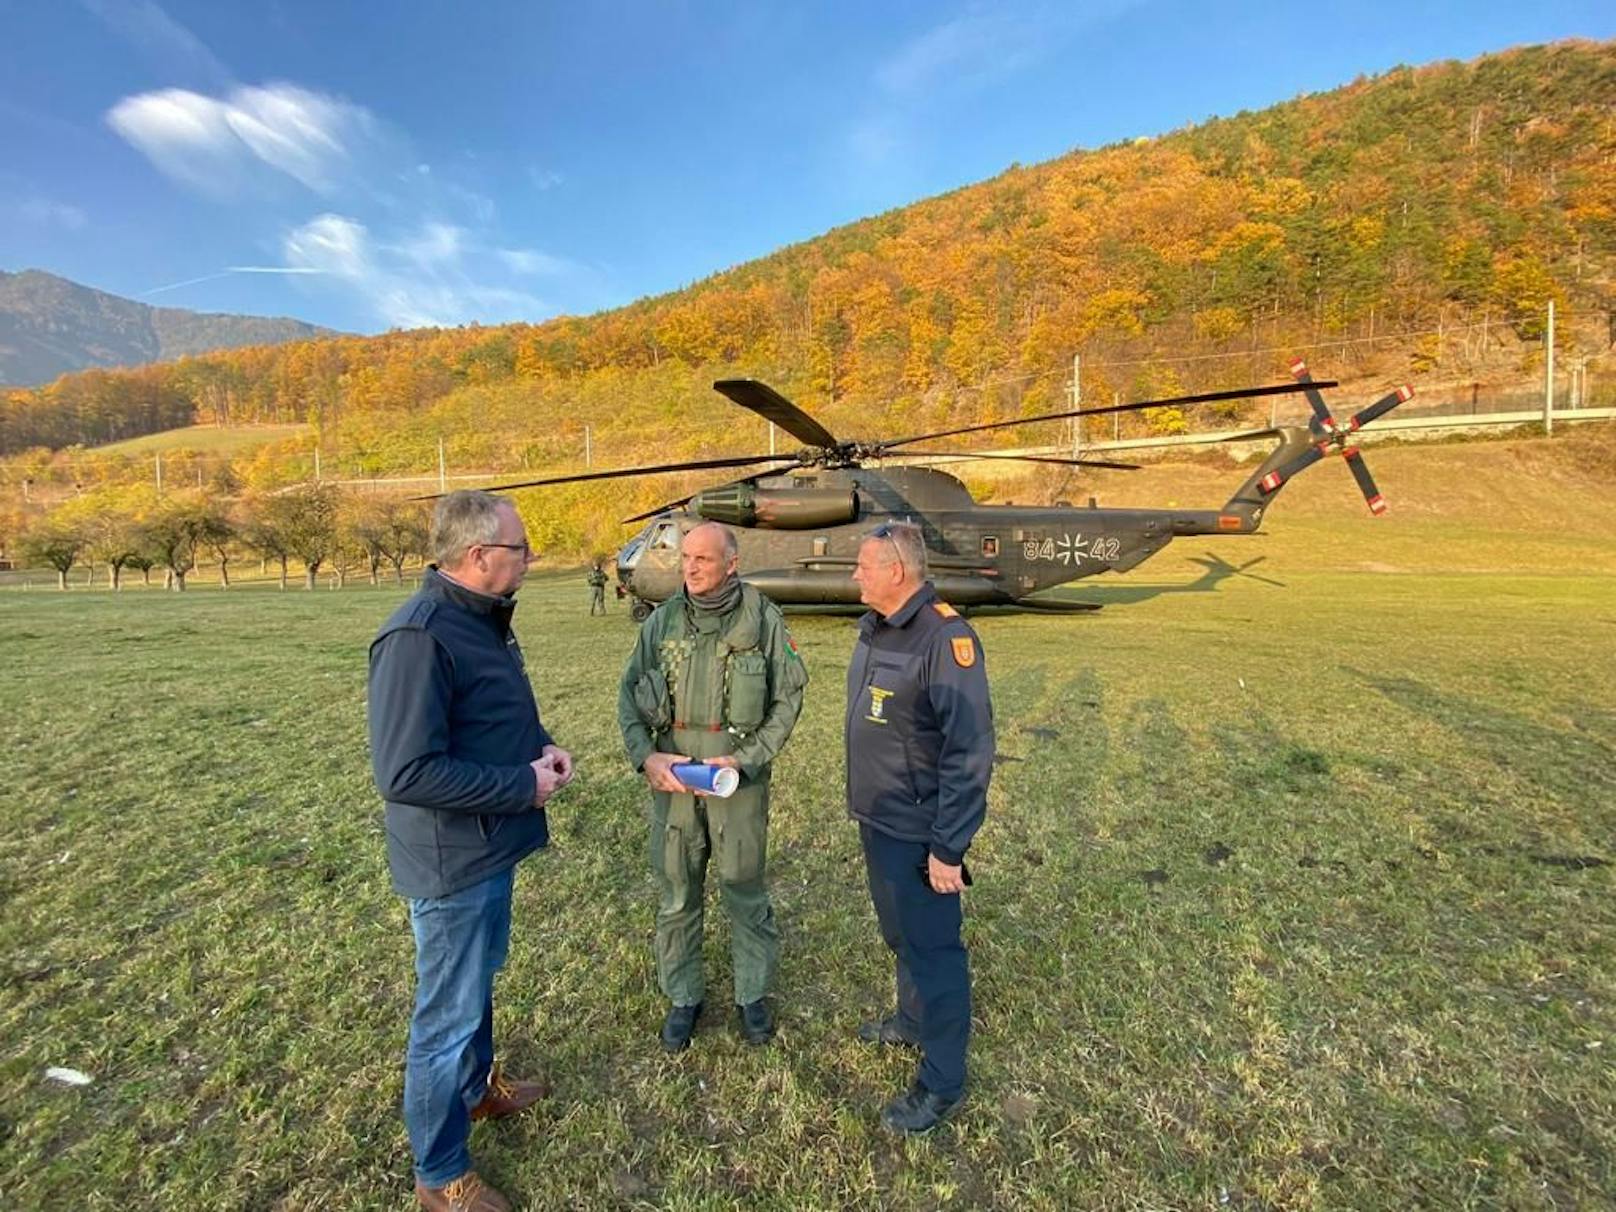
[616,533,647,570]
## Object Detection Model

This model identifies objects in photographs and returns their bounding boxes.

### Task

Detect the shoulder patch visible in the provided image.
[950,635,977,668]
[784,632,803,663]
[933,601,960,619]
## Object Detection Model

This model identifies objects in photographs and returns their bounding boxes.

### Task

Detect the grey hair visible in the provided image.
[686,521,739,560]
[431,490,513,566]
[866,521,928,580]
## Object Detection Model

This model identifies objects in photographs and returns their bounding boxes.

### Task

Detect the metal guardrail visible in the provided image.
[1073,406,1616,455]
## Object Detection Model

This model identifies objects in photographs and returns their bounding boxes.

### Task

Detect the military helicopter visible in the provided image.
[475,359,1411,618]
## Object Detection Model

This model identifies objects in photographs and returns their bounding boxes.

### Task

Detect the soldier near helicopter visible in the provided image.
[617,522,808,1052]
[587,560,608,615]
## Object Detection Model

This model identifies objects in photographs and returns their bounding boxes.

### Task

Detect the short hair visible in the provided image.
[686,521,738,560]
[431,490,512,566]
[865,520,928,580]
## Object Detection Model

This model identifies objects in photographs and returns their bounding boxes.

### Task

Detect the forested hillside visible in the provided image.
[3,40,1612,537]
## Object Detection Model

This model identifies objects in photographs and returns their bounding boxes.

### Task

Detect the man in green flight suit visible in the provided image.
[617,521,808,1051]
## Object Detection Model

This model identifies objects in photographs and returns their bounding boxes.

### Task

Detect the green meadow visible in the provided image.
[2,439,1614,1209]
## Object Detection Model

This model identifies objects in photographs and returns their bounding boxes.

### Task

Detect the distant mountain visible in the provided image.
[0,269,337,387]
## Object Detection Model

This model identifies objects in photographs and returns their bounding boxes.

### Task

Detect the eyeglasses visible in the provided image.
[866,523,904,571]
[480,541,534,557]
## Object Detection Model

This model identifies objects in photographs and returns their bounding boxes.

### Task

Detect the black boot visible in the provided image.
[660,1002,701,1053]
[857,1012,920,1048]
[880,1081,963,1135]
[737,999,775,1044]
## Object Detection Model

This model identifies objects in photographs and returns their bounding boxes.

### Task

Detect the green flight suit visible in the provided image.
[618,583,808,1007]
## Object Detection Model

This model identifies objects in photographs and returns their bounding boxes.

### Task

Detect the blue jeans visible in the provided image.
[404,867,513,1187]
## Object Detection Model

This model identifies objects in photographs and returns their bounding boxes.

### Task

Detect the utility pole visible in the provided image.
[585,425,592,469]
[155,452,163,496]
[769,421,776,456]
[1070,352,1082,458]
[437,437,447,493]
[1543,300,1556,435]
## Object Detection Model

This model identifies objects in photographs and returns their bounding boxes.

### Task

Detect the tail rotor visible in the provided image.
[1255,359,1413,514]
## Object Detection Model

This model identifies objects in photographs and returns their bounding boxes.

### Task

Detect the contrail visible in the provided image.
[143,266,328,296]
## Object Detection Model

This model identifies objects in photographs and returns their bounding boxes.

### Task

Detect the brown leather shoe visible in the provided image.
[469,1063,549,1121]
[415,1170,511,1212]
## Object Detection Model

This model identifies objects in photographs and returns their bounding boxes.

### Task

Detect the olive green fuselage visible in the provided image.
[615,428,1311,611]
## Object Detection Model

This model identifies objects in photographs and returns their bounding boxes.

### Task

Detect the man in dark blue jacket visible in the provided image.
[846,521,993,1135]
[369,490,573,1212]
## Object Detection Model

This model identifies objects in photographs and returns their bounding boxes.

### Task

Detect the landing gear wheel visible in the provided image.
[629,597,652,623]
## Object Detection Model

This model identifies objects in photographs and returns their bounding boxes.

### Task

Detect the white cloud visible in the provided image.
[851,4,1139,172]
[284,213,373,280]
[528,167,564,191]
[498,248,574,276]
[281,213,549,329]
[397,222,466,269]
[875,8,1046,96]
[15,197,88,230]
[106,83,376,196]
[82,0,231,89]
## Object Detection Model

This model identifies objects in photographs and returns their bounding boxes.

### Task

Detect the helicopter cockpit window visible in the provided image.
[981,536,999,558]
[617,536,646,569]
[650,522,680,551]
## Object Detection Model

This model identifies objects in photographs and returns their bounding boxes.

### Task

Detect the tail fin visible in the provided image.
[1220,426,1317,528]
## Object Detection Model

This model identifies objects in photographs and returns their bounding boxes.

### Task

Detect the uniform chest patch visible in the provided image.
[950,636,977,668]
[865,686,893,724]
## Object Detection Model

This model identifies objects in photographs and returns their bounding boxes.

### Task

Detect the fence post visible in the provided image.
[1543,300,1556,435]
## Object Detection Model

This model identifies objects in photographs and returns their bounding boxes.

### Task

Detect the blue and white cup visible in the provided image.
[672,762,740,798]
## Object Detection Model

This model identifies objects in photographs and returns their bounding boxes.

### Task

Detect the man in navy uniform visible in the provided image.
[846,521,993,1135]
[370,490,573,1212]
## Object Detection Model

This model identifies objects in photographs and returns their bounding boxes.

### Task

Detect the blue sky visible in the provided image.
[3,1,1613,335]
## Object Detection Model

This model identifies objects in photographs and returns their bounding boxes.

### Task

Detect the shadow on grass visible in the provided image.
[1012,551,1287,611]
[1347,666,1616,811]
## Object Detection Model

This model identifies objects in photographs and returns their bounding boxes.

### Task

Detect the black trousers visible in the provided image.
[860,824,970,1099]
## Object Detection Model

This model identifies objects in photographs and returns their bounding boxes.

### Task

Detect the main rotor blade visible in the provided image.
[901,448,1140,471]
[465,452,794,495]
[621,496,692,524]
[882,381,1333,450]
[713,379,840,449]
[1343,448,1387,515]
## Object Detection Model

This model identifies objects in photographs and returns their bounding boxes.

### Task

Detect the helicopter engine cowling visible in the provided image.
[692,484,858,530]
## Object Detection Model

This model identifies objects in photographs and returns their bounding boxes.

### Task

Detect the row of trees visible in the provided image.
[4,487,429,592]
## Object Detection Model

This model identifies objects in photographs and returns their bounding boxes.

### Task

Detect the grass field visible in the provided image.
[2,447,1615,1209]
[90,423,312,458]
